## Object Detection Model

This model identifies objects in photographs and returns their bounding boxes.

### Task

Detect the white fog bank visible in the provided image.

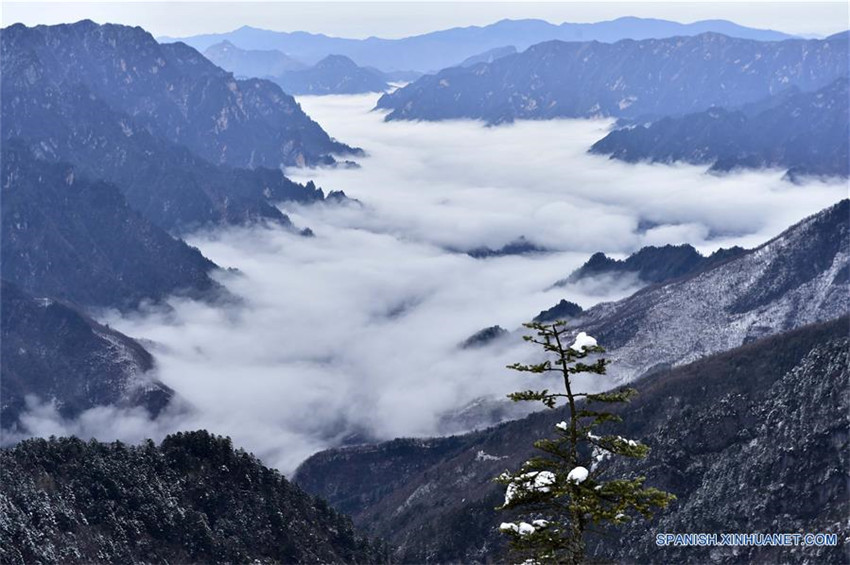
[17,93,848,474]
[289,93,846,255]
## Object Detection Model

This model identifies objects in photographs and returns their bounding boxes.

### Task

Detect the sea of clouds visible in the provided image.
[13,93,847,474]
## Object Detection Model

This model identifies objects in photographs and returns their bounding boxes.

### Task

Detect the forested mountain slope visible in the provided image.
[3,20,355,168]
[1,146,218,308]
[0,430,388,564]
[560,199,849,382]
[296,318,849,564]
[0,281,171,429]
[377,32,848,124]
[1,20,346,232]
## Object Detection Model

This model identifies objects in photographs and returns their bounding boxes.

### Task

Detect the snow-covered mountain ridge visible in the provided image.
[575,199,848,381]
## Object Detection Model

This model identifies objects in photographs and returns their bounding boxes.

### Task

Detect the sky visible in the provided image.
[3,1,848,39]
[11,93,846,474]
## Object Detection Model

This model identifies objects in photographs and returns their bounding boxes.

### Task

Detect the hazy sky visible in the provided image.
[3,1,848,39]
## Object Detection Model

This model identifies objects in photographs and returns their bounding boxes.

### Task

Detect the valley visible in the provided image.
[1,10,848,564]
[78,92,846,473]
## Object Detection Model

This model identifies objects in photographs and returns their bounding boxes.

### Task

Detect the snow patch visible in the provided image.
[475,450,507,462]
[570,332,597,351]
[567,466,589,483]
[504,470,557,505]
[500,521,540,536]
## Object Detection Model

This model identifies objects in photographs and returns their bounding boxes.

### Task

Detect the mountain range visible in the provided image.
[296,316,849,563]
[2,14,848,565]
[0,20,355,431]
[557,244,746,287]
[203,42,389,95]
[454,200,847,421]
[591,77,850,178]
[3,21,355,169]
[0,145,214,430]
[2,21,351,232]
[161,17,796,73]
[294,200,849,562]
[376,32,849,124]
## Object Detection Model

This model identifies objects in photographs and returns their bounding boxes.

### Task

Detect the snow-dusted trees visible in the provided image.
[496,321,675,564]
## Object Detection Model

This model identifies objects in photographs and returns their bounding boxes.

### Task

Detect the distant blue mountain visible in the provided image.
[457,45,517,68]
[203,42,389,94]
[377,33,848,124]
[159,17,796,72]
[203,40,307,76]
[591,77,850,178]
[272,55,388,95]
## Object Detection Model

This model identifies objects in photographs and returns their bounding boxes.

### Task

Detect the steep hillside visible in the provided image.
[1,21,344,231]
[1,146,218,308]
[568,199,849,382]
[591,77,850,178]
[377,33,848,124]
[0,431,387,564]
[0,281,171,429]
[2,20,355,168]
[296,318,849,564]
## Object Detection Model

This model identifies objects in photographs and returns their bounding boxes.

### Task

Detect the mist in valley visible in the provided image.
[14,93,848,474]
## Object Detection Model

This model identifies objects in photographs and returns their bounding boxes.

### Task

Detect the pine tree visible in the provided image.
[496,321,675,564]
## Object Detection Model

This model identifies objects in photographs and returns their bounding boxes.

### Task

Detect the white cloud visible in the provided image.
[12,93,846,475]
[288,93,846,256]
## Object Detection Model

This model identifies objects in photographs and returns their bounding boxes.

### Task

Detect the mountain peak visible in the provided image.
[316,54,359,69]
[559,243,738,287]
[212,39,237,49]
[270,52,387,95]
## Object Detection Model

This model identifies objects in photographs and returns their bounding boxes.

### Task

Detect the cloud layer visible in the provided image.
[12,93,846,474]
